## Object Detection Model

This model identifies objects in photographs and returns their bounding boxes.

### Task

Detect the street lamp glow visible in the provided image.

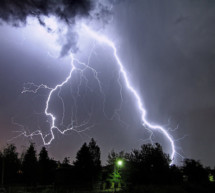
[117,160,123,167]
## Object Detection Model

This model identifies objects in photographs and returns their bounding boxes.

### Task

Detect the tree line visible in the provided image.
[0,139,215,192]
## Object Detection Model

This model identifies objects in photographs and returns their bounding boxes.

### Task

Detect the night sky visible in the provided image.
[0,0,215,167]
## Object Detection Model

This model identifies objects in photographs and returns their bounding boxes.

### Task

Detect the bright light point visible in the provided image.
[117,160,123,166]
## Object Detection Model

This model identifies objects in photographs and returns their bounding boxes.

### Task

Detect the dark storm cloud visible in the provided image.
[0,0,114,56]
[0,0,93,26]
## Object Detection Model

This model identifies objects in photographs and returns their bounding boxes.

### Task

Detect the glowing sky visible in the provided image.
[0,0,215,166]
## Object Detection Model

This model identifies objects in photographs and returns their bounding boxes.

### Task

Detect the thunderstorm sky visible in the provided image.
[0,0,215,166]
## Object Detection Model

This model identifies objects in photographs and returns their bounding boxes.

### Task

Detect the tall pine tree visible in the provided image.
[22,143,38,185]
[73,138,101,188]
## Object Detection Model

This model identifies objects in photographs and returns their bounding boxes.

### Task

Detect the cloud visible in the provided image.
[0,0,94,26]
[0,0,114,56]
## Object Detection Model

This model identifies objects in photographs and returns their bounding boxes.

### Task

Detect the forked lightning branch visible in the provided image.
[18,23,176,165]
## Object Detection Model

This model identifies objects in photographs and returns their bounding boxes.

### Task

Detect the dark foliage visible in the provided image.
[0,141,214,193]
[183,159,209,184]
[127,143,170,185]
[38,147,57,185]
[73,138,101,189]
[169,164,183,184]
[22,143,38,185]
[0,144,20,185]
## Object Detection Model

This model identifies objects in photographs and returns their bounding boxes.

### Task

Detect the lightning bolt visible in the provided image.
[16,23,177,164]
[82,24,176,163]
[17,54,101,145]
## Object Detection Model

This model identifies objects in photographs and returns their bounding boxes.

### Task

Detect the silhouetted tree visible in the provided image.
[169,164,183,184]
[54,157,72,186]
[0,151,2,185]
[128,143,170,185]
[183,159,209,184]
[62,157,71,168]
[88,138,101,181]
[2,144,20,184]
[73,138,101,189]
[0,140,214,192]
[22,143,38,185]
[39,147,49,162]
[38,147,57,185]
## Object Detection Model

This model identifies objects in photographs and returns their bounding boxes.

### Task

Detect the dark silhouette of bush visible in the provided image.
[127,143,171,185]
[54,159,74,187]
[169,164,183,184]
[183,159,209,184]
[1,144,20,185]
